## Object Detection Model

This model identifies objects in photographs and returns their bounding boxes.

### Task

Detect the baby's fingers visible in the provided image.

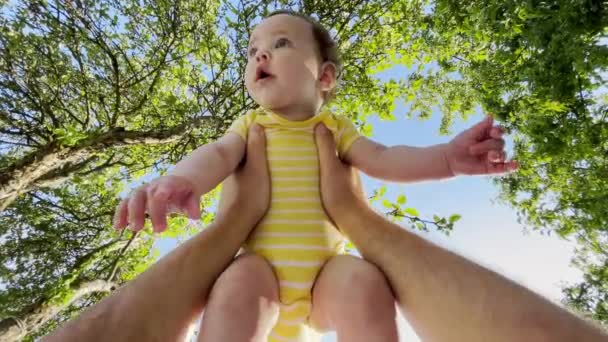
[488,150,506,163]
[182,193,201,220]
[487,159,519,174]
[128,189,147,231]
[148,184,170,233]
[113,199,129,230]
[469,138,505,156]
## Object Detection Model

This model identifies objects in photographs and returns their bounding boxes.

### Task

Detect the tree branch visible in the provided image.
[107,231,139,283]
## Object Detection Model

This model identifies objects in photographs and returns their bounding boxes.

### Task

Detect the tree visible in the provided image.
[4,0,606,338]
[562,243,608,328]
[0,0,432,211]
[0,0,238,212]
[1,0,457,340]
[421,0,608,324]
[0,1,231,338]
[0,169,153,341]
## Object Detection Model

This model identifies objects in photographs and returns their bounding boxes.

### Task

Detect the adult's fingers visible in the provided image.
[147,183,170,232]
[128,188,147,231]
[351,168,365,198]
[245,124,267,171]
[314,124,340,174]
[113,199,129,230]
[469,138,505,156]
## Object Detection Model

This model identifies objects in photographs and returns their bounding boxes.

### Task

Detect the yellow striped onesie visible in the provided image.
[227,107,361,342]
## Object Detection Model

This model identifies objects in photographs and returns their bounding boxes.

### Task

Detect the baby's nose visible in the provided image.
[256,50,270,62]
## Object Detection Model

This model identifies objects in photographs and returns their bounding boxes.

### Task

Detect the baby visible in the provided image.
[114,10,516,342]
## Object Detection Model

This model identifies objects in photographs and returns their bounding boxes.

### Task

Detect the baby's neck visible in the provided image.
[269,102,320,121]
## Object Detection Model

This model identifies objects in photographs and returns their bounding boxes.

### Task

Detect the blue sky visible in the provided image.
[156,104,583,341]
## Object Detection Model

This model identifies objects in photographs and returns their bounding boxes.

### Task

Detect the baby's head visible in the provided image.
[245,10,340,117]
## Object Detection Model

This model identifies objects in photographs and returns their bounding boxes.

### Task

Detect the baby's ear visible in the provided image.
[318,61,337,92]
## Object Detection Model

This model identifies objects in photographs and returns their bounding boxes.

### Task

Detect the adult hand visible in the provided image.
[445,116,519,176]
[314,123,365,222]
[216,124,270,223]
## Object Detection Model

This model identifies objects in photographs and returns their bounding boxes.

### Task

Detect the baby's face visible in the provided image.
[245,14,326,113]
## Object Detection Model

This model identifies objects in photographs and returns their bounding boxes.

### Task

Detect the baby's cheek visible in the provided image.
[243,75,254,92]
[303,58,320,78]
[244,63,256,85]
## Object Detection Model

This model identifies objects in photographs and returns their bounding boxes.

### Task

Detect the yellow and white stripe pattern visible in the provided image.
[227,108,360,341]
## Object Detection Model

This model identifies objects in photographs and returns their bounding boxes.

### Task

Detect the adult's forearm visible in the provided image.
[335,202,607,342]
[44,204,258,342]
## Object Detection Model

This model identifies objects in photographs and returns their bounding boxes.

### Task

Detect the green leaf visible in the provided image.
[382,199,392,209]
[361,123,373,137]
[449,214,462,223]
[404,207,419,217]
[397,194,407,205]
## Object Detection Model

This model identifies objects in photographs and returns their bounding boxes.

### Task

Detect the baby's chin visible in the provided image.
[251,91,296,110]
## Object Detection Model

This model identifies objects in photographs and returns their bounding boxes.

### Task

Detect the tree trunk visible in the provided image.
[0,279,117,341]
[0,119,211,212]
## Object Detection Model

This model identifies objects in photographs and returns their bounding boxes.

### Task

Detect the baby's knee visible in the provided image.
[209,254,280,316]
[331,256,395,317]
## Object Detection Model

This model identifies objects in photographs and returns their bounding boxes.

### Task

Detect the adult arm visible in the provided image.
[315,123,607,342]
[44,125,269,342]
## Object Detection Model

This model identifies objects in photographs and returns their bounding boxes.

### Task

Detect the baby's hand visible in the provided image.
[445,116,518,176]
[113,175,201,233]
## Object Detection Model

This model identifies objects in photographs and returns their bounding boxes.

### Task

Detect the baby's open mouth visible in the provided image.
[256,67,274,81]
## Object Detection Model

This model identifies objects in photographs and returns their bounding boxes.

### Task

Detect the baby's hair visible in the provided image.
[266,10,341,102]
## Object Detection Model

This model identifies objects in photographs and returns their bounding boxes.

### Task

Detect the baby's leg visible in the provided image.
[310,255,398,342]
[198,253,280,342]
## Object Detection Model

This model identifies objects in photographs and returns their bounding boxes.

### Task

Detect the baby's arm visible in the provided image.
[170,132,246,197]
[344,116,514,182]
[345,137,452,183]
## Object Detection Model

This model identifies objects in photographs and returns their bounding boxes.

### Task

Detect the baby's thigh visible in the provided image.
[208,253,279,307]
[309,255,395,332]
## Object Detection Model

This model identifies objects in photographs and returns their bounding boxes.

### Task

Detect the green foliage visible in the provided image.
[370,186,459,235]
[0,167,155,338]
[346,0,608,323]
[562,245,608,328]
[1,0,457,338]
[423,0,608,324]
[2,0,607,337]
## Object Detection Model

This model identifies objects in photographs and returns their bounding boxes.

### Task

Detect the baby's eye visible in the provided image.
[275,38,290,48]
[248,47,257,57]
